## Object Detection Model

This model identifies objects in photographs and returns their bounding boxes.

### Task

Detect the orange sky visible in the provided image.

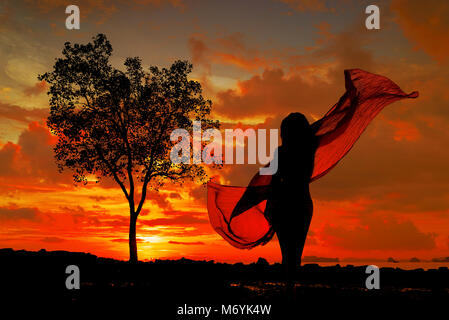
[0,0,448,263]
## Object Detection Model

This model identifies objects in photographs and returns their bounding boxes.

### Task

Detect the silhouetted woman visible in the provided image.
[207,69,418,293]
[264,113,317,291]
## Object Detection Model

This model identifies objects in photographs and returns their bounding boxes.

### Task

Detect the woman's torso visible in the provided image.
[265,143,315,227]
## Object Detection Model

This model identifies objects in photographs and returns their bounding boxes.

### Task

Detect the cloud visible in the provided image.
[189,33,279,73]
[391,0,449,62]
[169,192,182,199]
[16,121,68,182]
[0,206,40,221]
[213,68,337,120]
[41,236,65,243]
[208,22,377,120]
[189,35,211,72]
[188,183,208,205]
[146,189,175,210]
[0,102,48,123]
[0,142,22,176]
[0,121,80,186]
[322,215,436,251]
[140,214,209,227]
[278,0,329,12]
[23,81,48,97]
[88,195,114,202]
[25,0,118,25]
[311,115,449,214]
[168,240,205,245]
[387,119,421,141]
[291,21,377,78]
[23,0,184,25]
[4,57,47,87]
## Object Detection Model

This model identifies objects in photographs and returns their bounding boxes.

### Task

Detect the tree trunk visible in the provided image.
[129,213,138,263]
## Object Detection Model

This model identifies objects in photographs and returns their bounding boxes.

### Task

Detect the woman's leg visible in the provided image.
[284,211,313,290]
[273,197,313,292]
[276,230,293,292]
[277,228,297,293]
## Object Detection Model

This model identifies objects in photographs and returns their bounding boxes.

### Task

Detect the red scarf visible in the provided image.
[207,69,418,249]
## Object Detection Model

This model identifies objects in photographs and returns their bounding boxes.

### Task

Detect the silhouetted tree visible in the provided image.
[39,34,219,263]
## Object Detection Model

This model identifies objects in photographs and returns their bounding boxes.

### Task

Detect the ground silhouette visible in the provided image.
[1,248,447,318]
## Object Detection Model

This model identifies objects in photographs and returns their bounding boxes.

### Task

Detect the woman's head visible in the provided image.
[280,112,312,146]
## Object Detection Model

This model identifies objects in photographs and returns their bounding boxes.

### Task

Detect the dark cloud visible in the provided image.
[41,236,65,243]
[59,205,129,231]
[189,35,212,73]
[0,102,48,123]
[189,33,278,74]
[169,192,182,199]
[188,183,207,205]
[391,0,449,63]
[23,81,48,96]
[146,189,174,210]
[0,206,39,221]
[0,142,21,176]
[17,121,72,183]
[88,195,114,202]
[278,0,330,12]
[214,68,337,120]
[168,240,205,245]
[210,22,378,119]
[21,0,184,25]
[0,121,74,185]
[311,117,449,213]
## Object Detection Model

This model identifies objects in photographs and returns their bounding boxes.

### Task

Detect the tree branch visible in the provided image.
[95,145,130,200]
[135,170,151,216]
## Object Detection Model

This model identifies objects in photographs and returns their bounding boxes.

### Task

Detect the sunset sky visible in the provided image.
[1,0,448,263]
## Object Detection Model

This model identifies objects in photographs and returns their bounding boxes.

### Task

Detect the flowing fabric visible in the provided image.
[207,69,418,249]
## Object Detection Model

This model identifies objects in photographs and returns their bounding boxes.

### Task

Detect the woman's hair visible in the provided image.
[280,112,312,145]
